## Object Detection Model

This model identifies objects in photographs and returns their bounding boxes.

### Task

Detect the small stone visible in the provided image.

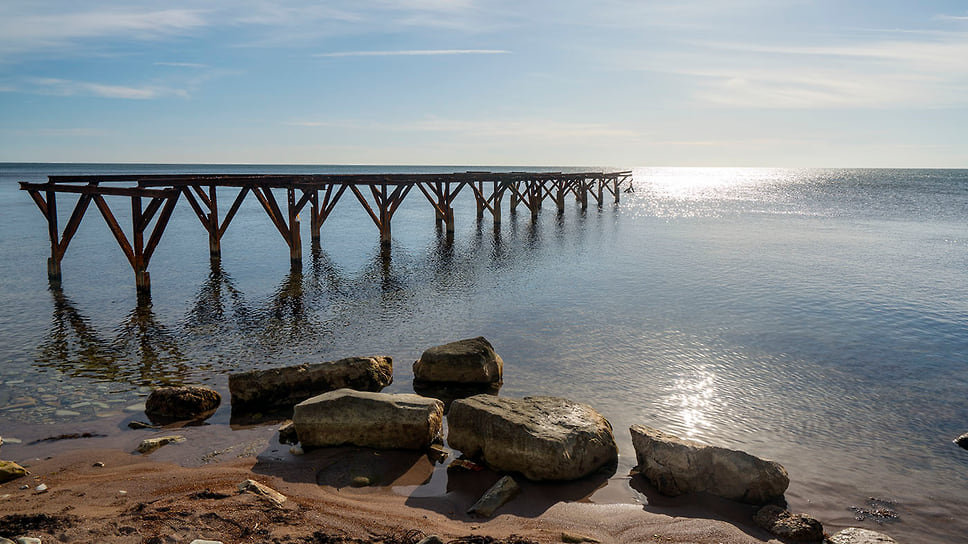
[753,505,824,542]
[119,490,127,495]
[0,460,29,483]
[561,533,599,543]
[128,421,160,430]
[238,479,286,506]
[467,475,520,517]
[955,433,968,450]
[93,462,105,468]
[351,476,372,487]
[827,528,898,544]
[189,540,224,544]
[289,445,304,456]
[20,485,29,490]
[136,435,186,454]
[16,538,42,544]
[278,421,298,445]
[35,483,49,493]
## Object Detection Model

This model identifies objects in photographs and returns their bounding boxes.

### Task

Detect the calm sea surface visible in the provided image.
[1,164,966,541]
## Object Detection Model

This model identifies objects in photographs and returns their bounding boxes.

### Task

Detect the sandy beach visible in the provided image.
[0,417,787,544]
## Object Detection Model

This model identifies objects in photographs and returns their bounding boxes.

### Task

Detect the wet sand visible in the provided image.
[0,417,787,544]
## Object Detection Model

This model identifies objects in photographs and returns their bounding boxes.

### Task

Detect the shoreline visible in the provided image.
[0,418,789,544]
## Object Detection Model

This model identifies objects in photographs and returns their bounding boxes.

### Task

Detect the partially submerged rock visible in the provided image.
[278,421,298,445]
[293,389,443,450]
[413,337,503,385]
[447,395,618,481]
[630,424,789,505]
[0,461,28,483]
[229,356,393,413]
[826,528,898,544]
[954,432,968,450]
[145,386,221,423]
[136,435,186,454]
[467,475,520,517]
[753,505,824,542]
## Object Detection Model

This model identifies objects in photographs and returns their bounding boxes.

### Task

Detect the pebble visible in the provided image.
[289,445,304,456]
[93,462,105,468]
[118,490,127,496]
[35,483,48,493]
[16,538,42,544]
[20,485,29,490]
[351,476,372,487]
[137,435,186,454]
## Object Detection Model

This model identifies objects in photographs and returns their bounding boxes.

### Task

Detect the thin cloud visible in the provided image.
[315,49,509,57]
[28,78,189,100]
[154,62,208,68]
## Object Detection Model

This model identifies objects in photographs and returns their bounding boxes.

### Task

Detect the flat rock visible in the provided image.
[447,395,618,481]
[826,528,898,544]
[630,424,789,505]
[0,460,28,483]
[136,435,186,454]
[413,337,503,385]
[293,389,443,450]
[229,356,393,412]
[145,386,221,423]
[238,479,286,506]
[754,505,824,541]
[467,475,520,517]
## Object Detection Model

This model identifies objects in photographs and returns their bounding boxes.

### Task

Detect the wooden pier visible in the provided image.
[20,170,633,296]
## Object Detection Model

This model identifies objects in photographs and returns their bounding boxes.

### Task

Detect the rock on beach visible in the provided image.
[630,424,789,505]
[293,389,443,450]
[145,385,221,423]
[413,337,503,385]
[229,356,393,413]
[753,505,824,541]
[447,395,618,481]
[826,528,898,543]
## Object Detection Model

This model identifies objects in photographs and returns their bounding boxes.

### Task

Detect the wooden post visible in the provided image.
[555,179,566,214]
[45,190,61,282]
[310,189,321,245]
[131,196,151,296]
[509,182,519,213]
[492,181,503,225]
[597,179,604,207]
[208,185,220,259]
[288,188,302,269]
[613,177,621,203]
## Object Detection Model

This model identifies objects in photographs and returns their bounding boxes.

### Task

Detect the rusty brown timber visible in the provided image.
[19,170,633,296]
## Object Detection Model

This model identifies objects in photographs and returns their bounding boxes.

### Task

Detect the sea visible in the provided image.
[0,163,966,542]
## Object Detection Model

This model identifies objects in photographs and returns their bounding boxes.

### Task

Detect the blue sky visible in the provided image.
[1,0,967,167]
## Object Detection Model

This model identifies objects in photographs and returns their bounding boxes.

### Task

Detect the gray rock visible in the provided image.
[630,424,789,505]
[136,435,186,454]
[145,386,221,423]
[16,538,42,544]
[448,395,618,481]
[238,479,286,506]
[826,528,898,544]
[229,356,393,412]
[467,475,520,517]
[754,505,824,541]
[955,432,968,450]
[413,337,503,385]
[0,460,28,483]
[293,389,443,450]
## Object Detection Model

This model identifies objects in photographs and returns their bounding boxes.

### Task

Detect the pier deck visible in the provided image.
[20,170,633,296]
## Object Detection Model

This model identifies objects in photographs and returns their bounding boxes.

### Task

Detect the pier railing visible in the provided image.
[20,170,633,295]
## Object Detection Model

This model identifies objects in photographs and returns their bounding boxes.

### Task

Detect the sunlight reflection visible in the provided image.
[666,367,718,440]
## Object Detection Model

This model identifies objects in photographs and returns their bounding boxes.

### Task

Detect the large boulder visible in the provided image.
[413,337,503,385]
[447,395,618,481]
[293,389,443,450]
[145,386,221,423]
[630,424,789,505]
[229,356,393,412]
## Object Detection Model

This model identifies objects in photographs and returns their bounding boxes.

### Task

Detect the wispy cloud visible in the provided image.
[315,49,509,57]
[27,78,189,99]
[285,117,637,139]
[0,6,207,60]
[154,62,209,68]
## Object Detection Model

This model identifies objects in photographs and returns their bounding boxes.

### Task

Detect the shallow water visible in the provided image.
[1,164,966,542]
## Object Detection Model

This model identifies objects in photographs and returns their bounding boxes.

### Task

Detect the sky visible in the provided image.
[1,0,967,167]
